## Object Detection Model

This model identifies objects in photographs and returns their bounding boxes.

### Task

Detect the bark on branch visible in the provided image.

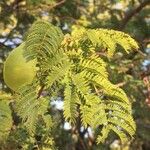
[119,0,150,30]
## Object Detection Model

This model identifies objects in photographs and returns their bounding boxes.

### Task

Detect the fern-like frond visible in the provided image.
[15,81,51,134]
[97,126,110,143]
[42,114,53,129]
[104,99,135,133]
[71,73,90,99]
[41,51,68,72]
[16,84,39,133]
[86,28,139,57]
[71,26,139,57]
[46,59,71,88]
[103,100,131,113]
[110,110,136,131]
[108,118,135,137]
[79,54,108,78]
[89,102,107,129]
[91,75,129,104]
[63,76,79,124]
[71,73,107,128]
[70,73,92,127]
[24,20,64,60]
[80,104,92,128]
[109,124,129,143]
[68,56,135,143]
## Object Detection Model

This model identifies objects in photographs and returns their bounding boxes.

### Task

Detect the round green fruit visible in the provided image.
[3,43,37,91]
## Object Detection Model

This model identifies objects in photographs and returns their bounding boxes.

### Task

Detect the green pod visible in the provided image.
[3,43,37,91]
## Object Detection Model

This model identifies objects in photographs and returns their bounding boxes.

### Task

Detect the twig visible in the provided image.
[96,52,107,57]
[87,130,95,148]
[50,0,66,9]
[93,84,102,96]
[37,85,45,99]
[115,82,126,87]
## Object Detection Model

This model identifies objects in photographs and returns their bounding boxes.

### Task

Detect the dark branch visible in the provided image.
[0,43,12,49]
[119,0,150,30]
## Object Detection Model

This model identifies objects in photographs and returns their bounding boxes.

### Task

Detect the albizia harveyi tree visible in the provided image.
[0,0,150,150]
[0,20,139,149]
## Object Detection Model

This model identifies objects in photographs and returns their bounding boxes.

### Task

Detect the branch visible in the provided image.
[0,43,12,49]
[51,0,66,9]
[143,38,150,44]
[37,0,66,11]
[119,0,150,30]
[1,0,66,15]
[141,68,150,78]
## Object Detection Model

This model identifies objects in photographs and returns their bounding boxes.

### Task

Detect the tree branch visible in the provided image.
[51,0,66,9]
[0,43,12,49]
[119,0,150,30]
[37,0,66,11]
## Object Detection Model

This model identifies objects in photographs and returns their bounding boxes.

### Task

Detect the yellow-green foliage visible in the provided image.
[0,92,12,142]
[3,20,139,145]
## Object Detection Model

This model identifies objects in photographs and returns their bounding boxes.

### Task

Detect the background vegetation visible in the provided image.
[0,0,150,149]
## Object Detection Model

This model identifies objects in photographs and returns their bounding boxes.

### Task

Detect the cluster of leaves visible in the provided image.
[0,20,139,149]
